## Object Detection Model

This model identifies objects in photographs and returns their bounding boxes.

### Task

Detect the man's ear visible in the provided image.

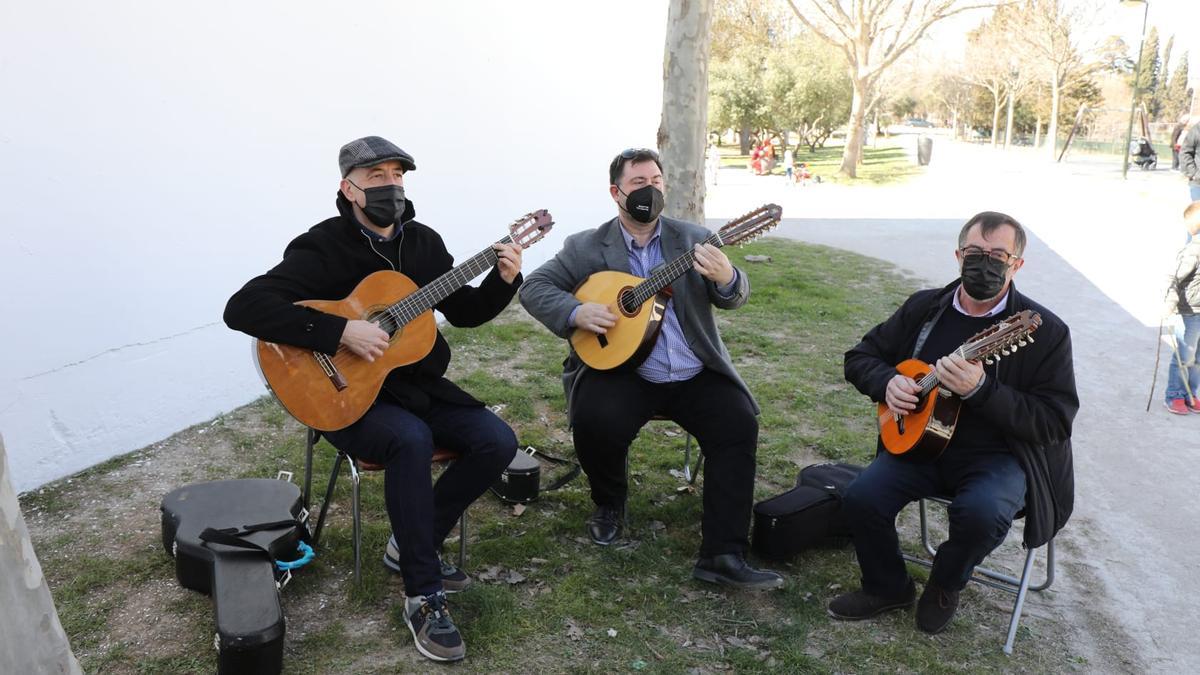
[339,178,354,202]
[609,184,620,203]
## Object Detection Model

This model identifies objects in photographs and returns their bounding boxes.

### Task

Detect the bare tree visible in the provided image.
[1011,0,1102,159]
[784,0,995,177]
[0,434,82,674]
[659,0,714,225]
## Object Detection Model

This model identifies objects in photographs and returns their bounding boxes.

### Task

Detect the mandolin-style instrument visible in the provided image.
[569,204,781,371]
[255,210,554,431]
[878,309,1041,460]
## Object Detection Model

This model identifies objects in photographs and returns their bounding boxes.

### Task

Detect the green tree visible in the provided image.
[1163,52,1192,121]
[1132,26,1160,116]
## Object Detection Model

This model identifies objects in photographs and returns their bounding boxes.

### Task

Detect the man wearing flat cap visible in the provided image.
[225,136,523,662]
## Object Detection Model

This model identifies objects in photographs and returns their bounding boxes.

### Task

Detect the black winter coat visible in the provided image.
[844,281,1078,548]
[224,193,521,413]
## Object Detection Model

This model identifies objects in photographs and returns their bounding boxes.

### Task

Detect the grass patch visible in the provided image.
[719,141,922,185]
[27,239,1080,673]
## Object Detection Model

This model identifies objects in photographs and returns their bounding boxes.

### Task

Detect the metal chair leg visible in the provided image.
[311,452,345,546]
[457,512,467,570]
[1004,545,1039,655]
[303,428,317,512]
[350,458,362,586]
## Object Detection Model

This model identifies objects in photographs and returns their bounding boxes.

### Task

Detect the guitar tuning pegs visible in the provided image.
[984,356,994,365]
[1027,336,1034,344]
[1010,343,1019,352]
[1018,338,1027,347]
[1000,347,1011,356]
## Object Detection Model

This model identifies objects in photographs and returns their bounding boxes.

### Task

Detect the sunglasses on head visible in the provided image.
[619,147,659,159]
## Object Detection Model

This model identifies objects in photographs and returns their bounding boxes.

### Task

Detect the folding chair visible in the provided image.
[901,495,1055,654]
[301,428,467,586]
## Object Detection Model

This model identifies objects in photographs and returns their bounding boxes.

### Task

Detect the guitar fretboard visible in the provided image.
[621,232,724,311]
[375,235,514,332]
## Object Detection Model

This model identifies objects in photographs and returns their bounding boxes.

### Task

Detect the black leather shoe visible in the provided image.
[692,553,784,590]
[828,578,916,620]
[586,504,623,546]
[916,581,960,634]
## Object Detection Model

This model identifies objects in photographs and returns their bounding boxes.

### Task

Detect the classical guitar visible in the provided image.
[255,210,554,431]
[878,309,1042,460]
[569,204,781,371]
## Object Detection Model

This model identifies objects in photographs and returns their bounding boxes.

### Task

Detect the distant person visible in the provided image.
[1170,115,1189,171]
[1180,117,1200,202]
[829,211,1077,635]
[1162,201,1200,415]
[783,148,795,184]
[707,140,721,185]
[796,162,813,187]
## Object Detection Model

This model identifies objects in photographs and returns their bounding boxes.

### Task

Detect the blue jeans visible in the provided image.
[1190,183,1200,201]
[841,451,1026,595]
[1166,314,1200,402]
[323,398,516,596]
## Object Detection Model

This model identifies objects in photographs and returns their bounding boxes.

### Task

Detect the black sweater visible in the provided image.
[224,193,521,412]
[845,281,1079,548]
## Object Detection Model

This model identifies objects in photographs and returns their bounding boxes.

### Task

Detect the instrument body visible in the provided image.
[876,310,1042,459]
[254,210,554,431]
[570,204,782,371]
[569,271,669,371]
[255,271,438,431]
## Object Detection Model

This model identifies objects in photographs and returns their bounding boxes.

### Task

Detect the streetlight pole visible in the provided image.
[1121,0,1149,179]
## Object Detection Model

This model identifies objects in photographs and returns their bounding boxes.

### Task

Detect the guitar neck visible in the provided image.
[624,232,723,309]
[383,235,513,326]
[916,345,972,395]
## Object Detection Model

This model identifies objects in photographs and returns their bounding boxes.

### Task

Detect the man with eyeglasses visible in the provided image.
[519,148,784,590]
[828,211,1078,635]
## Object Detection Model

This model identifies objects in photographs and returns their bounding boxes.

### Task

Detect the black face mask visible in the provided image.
[960,254,1009,301]
[620,185,665,224]
[350,181,406,227]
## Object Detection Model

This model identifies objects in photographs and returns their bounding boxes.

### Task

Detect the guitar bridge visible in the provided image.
[313,352,348,391]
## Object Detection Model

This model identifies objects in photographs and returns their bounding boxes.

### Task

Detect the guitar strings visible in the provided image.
[325,234,518,368]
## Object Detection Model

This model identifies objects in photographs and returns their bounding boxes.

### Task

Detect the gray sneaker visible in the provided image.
[385,535,472,592]
[404,591,465,662]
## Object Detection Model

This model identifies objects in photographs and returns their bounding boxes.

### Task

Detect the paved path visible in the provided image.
[708,137,1199,672]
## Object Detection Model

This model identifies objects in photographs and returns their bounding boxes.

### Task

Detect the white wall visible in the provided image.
[0,0,667,493]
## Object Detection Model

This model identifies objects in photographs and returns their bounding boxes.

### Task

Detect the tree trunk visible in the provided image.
[840,81,867,178]
[739,122,751,155]
[1047,72,1062,159]
[1034,115,1043,148]
[990,93,1002,147]
[657,0,713,225]
[1004,91,1016,149]
[0,434,82,675]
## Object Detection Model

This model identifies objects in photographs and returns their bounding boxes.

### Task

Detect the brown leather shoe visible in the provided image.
[916,581,960,634]
[827,578,916,620]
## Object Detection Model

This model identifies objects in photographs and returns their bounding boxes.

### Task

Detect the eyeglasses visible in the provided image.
[959,246,1018,264]
[619,147,659,160]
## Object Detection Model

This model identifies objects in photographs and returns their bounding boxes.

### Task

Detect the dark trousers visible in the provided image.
[842,450,1026,595]
[323,398,517,596]
[571,369,758,558]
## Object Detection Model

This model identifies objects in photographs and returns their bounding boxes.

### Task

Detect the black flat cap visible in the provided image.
[338,136,417,177]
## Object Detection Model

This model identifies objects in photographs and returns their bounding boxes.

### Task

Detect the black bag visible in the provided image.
[161,478,311,675]
[797,461,865,539]
[751,485,840,559]
[490,446,581,504]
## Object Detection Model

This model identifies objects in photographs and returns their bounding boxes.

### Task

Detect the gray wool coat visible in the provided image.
[518,215,758,422]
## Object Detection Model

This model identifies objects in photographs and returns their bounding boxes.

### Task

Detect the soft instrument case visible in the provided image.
[160,478,310,675]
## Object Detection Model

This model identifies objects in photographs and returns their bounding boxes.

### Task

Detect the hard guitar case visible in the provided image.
[160,478,308,675]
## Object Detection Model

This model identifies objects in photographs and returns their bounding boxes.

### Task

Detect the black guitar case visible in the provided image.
[160,478,308,675]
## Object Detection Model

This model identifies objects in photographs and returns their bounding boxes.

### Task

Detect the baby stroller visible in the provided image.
[1130,137,1157,170]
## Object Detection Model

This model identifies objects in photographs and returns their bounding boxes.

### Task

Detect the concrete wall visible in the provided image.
[0,1,667,493]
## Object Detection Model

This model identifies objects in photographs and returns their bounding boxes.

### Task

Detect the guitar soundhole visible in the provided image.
[366,310,400,340]
[617,287,639,317]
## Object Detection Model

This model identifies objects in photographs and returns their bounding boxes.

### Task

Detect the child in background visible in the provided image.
[1163,201,1200,414]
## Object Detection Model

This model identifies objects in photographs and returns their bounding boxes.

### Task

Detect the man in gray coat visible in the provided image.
[520,148,782,590]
